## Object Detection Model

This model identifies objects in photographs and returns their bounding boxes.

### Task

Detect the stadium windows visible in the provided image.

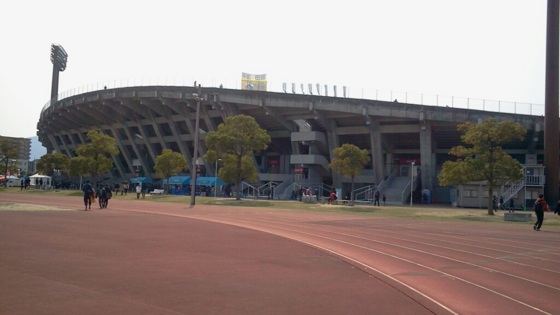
[159,123,173,137]
[145,125,156,138]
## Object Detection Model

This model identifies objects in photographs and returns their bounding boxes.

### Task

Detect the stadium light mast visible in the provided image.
[50,44,68,101]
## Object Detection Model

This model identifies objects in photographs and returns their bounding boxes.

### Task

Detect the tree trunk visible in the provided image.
[350,177,355,206]
[165,176,170,194]
[236,156,242,200]
[236,181,241,200]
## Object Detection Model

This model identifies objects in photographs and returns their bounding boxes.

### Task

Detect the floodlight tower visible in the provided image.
[50,44,68,101]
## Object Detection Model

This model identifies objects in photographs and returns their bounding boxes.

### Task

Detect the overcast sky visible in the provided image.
[0,0,549,138]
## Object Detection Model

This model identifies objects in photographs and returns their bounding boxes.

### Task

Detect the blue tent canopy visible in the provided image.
[196,176,225,186]
[129,177,152,184]
[163,176,191,186]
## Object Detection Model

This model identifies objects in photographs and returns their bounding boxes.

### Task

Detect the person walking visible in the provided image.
[499,196,504,210]
[555,200,560,215]
[328,191,337,205]
[382,193,386,206]
[374,191,380,206]
[82,180,94,211]
[96,185,109,209]
[533,194,547,231]
[103,184,112,208]
[509,198,515,213]
[136,184,141,199]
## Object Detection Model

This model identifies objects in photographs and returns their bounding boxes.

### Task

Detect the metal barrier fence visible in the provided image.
[42,77,545,117]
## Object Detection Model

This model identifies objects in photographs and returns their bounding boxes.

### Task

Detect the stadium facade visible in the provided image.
[37,85,554,206]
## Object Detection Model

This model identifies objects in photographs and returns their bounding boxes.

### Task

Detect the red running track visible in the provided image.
[1,193,559,314]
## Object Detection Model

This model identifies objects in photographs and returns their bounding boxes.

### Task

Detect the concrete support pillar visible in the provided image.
[59,132,74,158]
[133,118,156,165]
[112,127,134,177]
[47,134,62,155]
[385,153,393,176]
[419,121,434,192]
[369,120,384,185]
[325,119,341,189]
[121,124,151,178]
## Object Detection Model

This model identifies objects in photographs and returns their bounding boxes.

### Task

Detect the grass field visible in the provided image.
[1,186,559,227]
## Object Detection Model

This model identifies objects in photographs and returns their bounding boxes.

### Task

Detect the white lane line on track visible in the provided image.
[265,229,461,315]
[400,229,560,260]
[116,208,553,315]
[308,221,560,277]
[213,212,560,293]
[401,225,560,257]
[113,208,459,315]
[323,228,560,292]
[180,212,557,315]
[222,216,554,315]
[334,219,560,263]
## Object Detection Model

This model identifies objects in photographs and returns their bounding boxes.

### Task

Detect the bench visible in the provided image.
[504,212,532,222]
[150,189,165,195]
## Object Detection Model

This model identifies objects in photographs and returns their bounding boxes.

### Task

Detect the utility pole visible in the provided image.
[544,0,559,205]
[190,84,202,206]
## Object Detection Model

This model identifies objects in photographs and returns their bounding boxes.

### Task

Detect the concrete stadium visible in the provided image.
[37,84,550,206]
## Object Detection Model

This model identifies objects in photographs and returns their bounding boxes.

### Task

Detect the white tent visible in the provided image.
[30,174,52,189]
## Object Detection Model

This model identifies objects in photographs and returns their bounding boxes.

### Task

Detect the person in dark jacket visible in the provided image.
[533,194,547,231]
[509,198,515,213]
[82,180,94,211]
[374,191,380,206]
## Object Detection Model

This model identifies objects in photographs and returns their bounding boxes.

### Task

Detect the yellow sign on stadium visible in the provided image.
[241,72,267,91]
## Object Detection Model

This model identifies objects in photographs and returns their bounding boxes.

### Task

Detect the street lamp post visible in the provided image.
[190,84,202,206]
[410,161,415,207]
[214,159,222,197]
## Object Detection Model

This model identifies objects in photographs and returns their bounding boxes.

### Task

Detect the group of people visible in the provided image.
[373,190,386,206]
[19,177,31,190]
[492,195,516,213]
[81,180,113,211]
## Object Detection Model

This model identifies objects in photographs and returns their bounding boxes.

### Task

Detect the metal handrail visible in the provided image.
[41,78,545,118]
[354,185,376,202]
[241,182,259,199]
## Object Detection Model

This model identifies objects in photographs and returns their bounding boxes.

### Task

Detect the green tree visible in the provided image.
[438,119,526,215]
[36,153,70,177]
[329,143,370,206]
[154,148,188,194]
[67,156,92,179]
[74,130,119,186]
[0,139,20,188]
[205,114,271,200]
